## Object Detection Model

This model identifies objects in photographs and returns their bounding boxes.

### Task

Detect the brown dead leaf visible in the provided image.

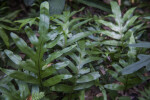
[47,63,53,67]
[118,0,121,6]
[26,95,32,100]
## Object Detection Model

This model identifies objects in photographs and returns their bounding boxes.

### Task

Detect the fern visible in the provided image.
[139,87,150,100]
[50,40,101,99]
[53,9,93,47]
[121,42,150,75]
[0,1,75,88]
[104,33,145,91]
[0,5,20,31]
[0,79,30,100]
[96,1,144,47]
[90,1,146,92]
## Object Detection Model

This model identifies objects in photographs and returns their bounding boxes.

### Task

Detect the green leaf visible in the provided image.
[54,61,69,69]
[86,41,101,47]
[129,42,150,48]
[98,85,107,100]
[50,84,73,93]
[0,27,9,48]
[45,36,60,48]
[53,18,63,25]
[67,31,96,46]
[79,90,85,100]
[3,10,21,20]
[20,59,38,74]
[41,67,56,78]
[100,30,122,39]
[76,72,100,83]
[69,8,84,17]
[128,33,136,58]
[0,76,12,85]
[69,53,80,65]
[78,68,90,75]
[121,55,150,75]
[123,7,136,22]
[144,16,150,20]
[98,20,119,32]
[39,1,50,40]
[74,82,94,90]
[138,54,150,60]
[102,40,122,46]
[0,68,39,84]
[108,70,118,79]
[0,86,20,100]
[25,26,39,46]
[69,18,84,27]
[119,59,128,67]
[123,24,144,40]
[10,32,36,61]
[4,50,22,65]
[46,44,76,63]
[43,74,72,86]
[60,57,78,74]
[15,18,37,29]
[112,63,122,72]
[17,80,30,99]
[110,1,122,25]
[70,18,92,31]
[0,24,18,31]
[123,16,138,32]
[104,84,124,91]
[46,27,60,41]
[0,19,12,23]
[79,57,100,69]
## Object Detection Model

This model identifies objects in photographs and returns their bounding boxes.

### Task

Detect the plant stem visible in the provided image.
[36,40,44,87]
[124,75,129,94]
